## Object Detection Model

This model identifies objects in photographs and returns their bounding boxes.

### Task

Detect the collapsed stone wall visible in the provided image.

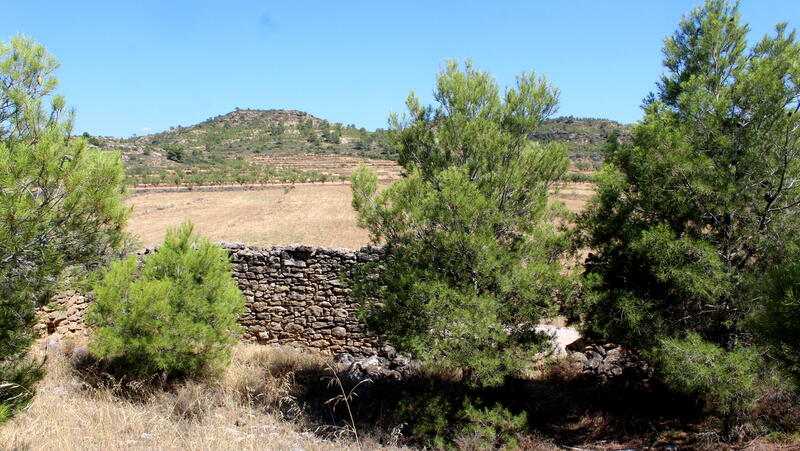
[36,244,384,356]
[36,291,92,341]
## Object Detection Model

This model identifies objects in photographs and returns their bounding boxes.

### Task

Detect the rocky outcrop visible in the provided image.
[568,342,652,382]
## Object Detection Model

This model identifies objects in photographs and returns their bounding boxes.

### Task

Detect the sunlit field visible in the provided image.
[125,182,593,249]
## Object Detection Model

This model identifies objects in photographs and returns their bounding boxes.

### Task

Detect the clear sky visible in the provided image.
[3,1,799,137]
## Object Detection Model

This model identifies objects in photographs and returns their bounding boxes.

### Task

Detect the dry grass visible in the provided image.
[125,182,593,250]
[0,344,403,451]
[126,184,373,249]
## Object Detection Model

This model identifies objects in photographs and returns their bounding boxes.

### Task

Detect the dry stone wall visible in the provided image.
[37,244,384,356]
[225,243,383,355]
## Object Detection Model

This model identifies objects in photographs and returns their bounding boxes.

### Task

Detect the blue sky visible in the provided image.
[3,1,799,137]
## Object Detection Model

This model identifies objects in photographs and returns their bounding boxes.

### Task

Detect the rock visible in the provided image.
[49,311,67,326]
[71,346,93,369]
[45,335,62,355]
[331,327,347,338]
[381,344,397,360]
[586,351,603,371]
[535,324,581,357]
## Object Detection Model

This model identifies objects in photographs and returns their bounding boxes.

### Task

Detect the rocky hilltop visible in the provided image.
[87,109,394,171]
[83,110,629,185]
[531,116,631,169]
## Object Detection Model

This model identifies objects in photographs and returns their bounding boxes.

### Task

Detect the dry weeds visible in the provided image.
[0,344,402,451]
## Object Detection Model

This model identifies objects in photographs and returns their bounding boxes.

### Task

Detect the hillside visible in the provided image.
[85,110,628,187]
[87,109,394,171]
[531,116,631,170]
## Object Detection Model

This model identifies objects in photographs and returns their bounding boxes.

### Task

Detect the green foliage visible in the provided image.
[125,158,336,187]
[459,399,527,450]
[0,34,128,412]
[399,393,527,450]
[164,143,185,162]
[87,221,245,378]
[577,0,800,351]
[755,250,800,388]
[351,60,573,388]
[653,333,766,430]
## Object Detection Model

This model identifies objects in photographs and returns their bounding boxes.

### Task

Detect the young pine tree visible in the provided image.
[350,60,573,388]
[0,35,128,415]
[87,221,245,378]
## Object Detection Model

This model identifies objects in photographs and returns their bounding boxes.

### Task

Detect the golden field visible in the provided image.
[125,182,595,249]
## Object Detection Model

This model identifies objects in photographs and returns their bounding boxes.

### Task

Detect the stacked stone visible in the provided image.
[226,243,383,356]
[569,343,652,381]
[34,244,385,357]
[35,290,92,340]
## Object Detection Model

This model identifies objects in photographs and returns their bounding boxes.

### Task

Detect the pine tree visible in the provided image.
[87,221,245,378]
[0,35,128,414]
[350,60,573,387]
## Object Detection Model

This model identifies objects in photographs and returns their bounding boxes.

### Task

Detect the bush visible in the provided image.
[653,333,766,433]
[87,221,245,378]
[399,393,528,450]
[756,255,800,388]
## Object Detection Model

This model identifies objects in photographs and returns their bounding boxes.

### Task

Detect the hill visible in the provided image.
[84,110,629,187]
[531,116,631,170]
[87,109,394,170]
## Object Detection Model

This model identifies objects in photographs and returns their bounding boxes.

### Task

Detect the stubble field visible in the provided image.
[125,181,595,249]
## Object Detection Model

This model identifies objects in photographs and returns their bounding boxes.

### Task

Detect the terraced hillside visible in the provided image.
[531,116,631,170]
[85,109,627,187]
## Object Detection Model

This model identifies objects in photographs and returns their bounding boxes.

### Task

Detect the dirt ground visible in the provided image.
[125,182,594,250]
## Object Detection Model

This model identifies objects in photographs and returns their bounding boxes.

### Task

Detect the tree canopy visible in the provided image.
[576,0,800,355]
[350,60,573,387]
[0,34,128,411]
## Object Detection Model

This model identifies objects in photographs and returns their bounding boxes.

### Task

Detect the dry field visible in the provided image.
[0,344,402,450]
[125,182,594,249]
[127,184,371,249]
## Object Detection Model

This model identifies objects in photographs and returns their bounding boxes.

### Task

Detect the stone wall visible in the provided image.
[226,243,382,355]
[37,243,384,356]
[36,291,92,342]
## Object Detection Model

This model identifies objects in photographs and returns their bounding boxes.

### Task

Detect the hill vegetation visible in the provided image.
[84,109,626,187]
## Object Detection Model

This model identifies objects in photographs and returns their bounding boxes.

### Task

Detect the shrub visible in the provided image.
[458,399,527,450]
[399,393,528,450]
[653,333,766,433]
[350,60,573,388]
[87,221,245,378]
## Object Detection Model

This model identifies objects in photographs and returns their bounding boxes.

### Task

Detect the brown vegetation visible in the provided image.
[0,344,402,450]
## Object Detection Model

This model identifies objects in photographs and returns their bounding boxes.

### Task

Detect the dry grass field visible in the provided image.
[127,183,371,249]
[0,344,403,450]
[125,182,594,249]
